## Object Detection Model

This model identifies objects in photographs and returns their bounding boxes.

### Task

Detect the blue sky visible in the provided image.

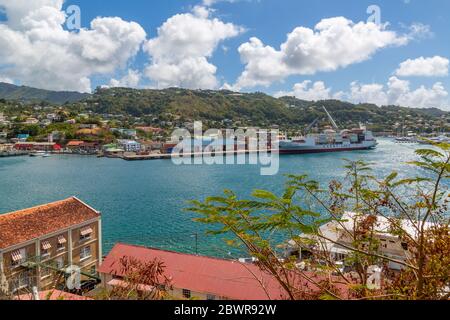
[0,0,449,109]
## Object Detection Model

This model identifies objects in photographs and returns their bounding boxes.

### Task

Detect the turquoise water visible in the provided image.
[0,139,433,257]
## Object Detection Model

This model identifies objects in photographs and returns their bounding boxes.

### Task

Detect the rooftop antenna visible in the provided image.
[322,106,339,131]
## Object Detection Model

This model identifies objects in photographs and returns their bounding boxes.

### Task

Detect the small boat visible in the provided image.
[30,151,46,157]
[30,151,51,157]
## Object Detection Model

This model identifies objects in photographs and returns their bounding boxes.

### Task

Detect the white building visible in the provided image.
[117,140,141,152]
[286,212,435,271]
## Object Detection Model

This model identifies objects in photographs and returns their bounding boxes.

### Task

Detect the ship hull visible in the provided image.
[279,145,376,155]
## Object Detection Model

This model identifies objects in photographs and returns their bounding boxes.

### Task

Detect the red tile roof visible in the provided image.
[15,290,92,301]
[99,243,292,300]
[66,141,85,147]
[0,197,100,249]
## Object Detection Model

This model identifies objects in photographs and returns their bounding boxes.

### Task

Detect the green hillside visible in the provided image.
[0,82,90,104]
[82,87,449,132]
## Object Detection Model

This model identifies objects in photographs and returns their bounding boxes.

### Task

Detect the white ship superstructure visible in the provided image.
[279,107,377,154]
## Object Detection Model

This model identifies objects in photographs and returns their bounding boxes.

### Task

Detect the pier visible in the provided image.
[0,151,29,158]
[122,149,276,161]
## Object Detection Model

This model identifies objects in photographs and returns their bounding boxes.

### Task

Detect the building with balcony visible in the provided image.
[0,197,102,295]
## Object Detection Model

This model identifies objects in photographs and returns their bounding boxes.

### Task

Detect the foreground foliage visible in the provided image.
[188,143,450,300]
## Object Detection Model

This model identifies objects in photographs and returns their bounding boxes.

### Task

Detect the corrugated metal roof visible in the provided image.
[99,243,291,300]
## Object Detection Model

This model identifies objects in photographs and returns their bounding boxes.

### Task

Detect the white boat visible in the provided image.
[417,135,449,145]
[30,151,51,157]
[30,151,46,157]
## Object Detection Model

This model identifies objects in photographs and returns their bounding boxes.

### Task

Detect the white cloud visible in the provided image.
[348,77,449,109]
[277,77,449,110]
[107,69,141,88]
[232,17,409,90]
[0,76,14,84]
[395,56,449,77]
[348,82,389,106]
[274,81,335,101]
[143,6,243,89]
[406,23,433,40]
[0,0,146,92]
[202,0,243,6]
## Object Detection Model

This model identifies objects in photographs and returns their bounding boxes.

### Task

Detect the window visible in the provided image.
[57,235,67,251]
[56,257,64,269]
[41,249,50,259]
[11,272,29,292]
[80,246,92,261]
[182,289,191,299]
[41,267,51,279]
[401,242,409,251]
[11,248,26,267]
[207,294,216,301]
[80,227,93,242]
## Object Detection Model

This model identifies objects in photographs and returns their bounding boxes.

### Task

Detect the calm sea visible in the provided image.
[0,139,437,257]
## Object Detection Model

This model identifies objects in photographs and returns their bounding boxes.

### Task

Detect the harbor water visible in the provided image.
[0,139,441,257]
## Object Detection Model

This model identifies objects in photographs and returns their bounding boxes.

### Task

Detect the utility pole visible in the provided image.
[191,233,198,255]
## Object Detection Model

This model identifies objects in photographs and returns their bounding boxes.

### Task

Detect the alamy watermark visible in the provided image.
[367,4,382,26]
[170,122,280,176]
[65,5,81,31]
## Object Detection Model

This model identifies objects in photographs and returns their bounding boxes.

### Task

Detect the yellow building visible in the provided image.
[0,197,102,295]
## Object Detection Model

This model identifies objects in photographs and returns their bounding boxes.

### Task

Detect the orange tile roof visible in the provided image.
[0,197,100,250]
[66,140,85,147]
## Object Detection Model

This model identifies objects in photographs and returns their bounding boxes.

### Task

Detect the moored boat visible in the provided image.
[279,107,378,155]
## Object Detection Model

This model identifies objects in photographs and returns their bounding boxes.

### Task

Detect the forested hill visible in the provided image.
[1,84,448,131]
[0,82,90,104]
[81,87,449,131]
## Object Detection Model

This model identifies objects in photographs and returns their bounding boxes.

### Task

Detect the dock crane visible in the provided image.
[322,106,339,131]
[303,106,340,136]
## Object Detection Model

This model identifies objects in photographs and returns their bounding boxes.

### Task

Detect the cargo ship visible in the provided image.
[279,107,377,154]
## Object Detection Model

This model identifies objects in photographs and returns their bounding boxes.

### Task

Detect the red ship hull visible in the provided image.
[279,146,375,155]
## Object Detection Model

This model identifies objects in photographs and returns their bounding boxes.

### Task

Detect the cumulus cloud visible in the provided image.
[395,56,449,77]
[274,81,337,101]
[277,77,449,110]
[0,0,146,92]
[143,6,243,89]
[348,77,449,109]
[232,17,409,90]
[107,69,141,88]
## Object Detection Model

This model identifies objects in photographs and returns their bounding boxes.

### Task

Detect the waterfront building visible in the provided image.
[0,197,102,295]
[66,140,85,150]
[0,144,14,152]
[99,243,291,300]
[14,142,61,152]
[117,139,141,152]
